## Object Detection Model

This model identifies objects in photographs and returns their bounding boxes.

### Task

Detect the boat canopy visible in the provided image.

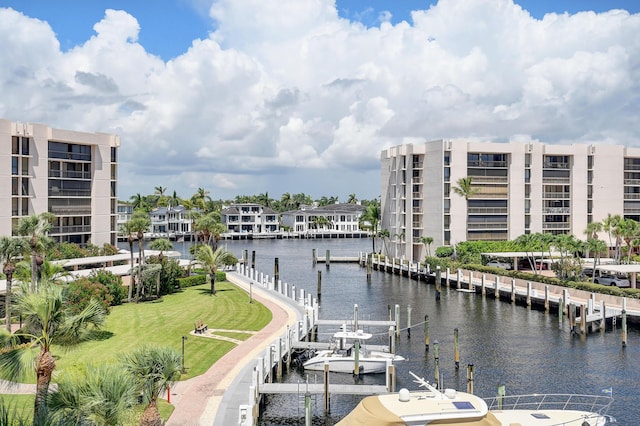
[333,330,373,340]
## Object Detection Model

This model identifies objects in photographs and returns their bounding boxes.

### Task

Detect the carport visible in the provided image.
[594,264,640,289]
[481,251,563,271]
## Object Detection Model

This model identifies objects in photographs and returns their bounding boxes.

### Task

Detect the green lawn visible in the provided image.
[0,281,272,423]
[9,281,272,382]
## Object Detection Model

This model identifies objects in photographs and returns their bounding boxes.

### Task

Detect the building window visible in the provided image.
[587,155,593,169]
[111,147,117,162]
[444,167,450,181]
[525,154,531,167]
[525,169,530,183]
[444,151,451,165]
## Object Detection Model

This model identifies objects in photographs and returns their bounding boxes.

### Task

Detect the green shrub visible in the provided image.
[177,274,207,288]
[89,270,127,306]
[66,278,113,315]
[435,246,454,258]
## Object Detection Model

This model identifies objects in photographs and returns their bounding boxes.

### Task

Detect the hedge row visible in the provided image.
[176,271,227,288]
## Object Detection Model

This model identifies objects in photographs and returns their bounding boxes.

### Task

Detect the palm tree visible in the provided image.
[129,209,152,302]
[16,212,55,291]
[48,363,137,425]
[618,218,640,263]
[0,280,106,422]
[602,213,622,261]
[378,229,390,256]
[359,201,381,253]
[515,233,541,274]
[195,246,236,295]
[347,193,358,204]
[119,221,137,302]
[0,236,28,332]
[584,221,603,258]
[195,213,227,250]
[393,232,405,258]
[419,236,434,257]
[281,192,292,211]
[452,177,479,200]
[121,346,181,426]
[150,238,173,296]
[154,186,166,196]
[130,193,150,212]
[585,238,607,282]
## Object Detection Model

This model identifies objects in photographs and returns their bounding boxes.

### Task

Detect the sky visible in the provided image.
[1,0,639,203]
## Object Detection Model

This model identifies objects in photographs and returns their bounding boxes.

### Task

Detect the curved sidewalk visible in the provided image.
[166,272,303,425]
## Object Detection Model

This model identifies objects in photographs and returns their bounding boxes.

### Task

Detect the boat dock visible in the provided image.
[232,262,399,425]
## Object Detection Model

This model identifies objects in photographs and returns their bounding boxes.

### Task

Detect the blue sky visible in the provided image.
[3,0,638,61]
[1,0,639,201]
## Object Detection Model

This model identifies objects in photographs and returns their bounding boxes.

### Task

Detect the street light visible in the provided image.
[181,335,187,373]
[249,281,253,304]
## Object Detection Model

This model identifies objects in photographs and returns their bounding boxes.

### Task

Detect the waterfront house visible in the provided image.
[222,203,280,234]
[280,203,365,234]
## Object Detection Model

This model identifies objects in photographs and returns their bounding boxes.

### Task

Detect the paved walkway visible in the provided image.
[165,272,301,425]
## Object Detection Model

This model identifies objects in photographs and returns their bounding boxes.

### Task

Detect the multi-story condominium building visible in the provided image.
[280,203,366,233]
[381,139,640,262]
[116,202,133,232]
[1,118,119,246]
[221,203,279,234]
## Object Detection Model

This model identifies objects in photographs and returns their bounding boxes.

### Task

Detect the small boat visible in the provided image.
[303,330,404,374]
[338,372,614,425]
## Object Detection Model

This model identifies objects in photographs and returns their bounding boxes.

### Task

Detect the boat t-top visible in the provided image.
[303,329,404,374]
[337,372,613,425]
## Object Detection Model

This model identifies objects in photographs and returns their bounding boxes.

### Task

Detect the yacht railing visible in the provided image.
[483,393,613,416]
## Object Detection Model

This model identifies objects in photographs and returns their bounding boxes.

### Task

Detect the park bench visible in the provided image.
[194,319,208,334]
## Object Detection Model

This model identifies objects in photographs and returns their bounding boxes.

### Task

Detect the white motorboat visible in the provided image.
[337,372,614,425]
[303,330,404,374]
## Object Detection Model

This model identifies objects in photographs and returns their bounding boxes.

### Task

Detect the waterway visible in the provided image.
[127,238,640,424]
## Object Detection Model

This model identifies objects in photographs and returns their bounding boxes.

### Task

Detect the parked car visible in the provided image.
[593,274,630,288]
[486,260,512,270]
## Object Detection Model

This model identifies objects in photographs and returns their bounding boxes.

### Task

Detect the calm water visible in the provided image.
[125,238,640,424]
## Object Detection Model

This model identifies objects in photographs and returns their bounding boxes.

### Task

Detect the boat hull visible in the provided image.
[303,350,404,374]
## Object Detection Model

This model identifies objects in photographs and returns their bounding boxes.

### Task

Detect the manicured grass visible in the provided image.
[56,281,272,379]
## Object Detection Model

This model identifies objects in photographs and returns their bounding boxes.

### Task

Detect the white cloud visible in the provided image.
[0,0,638,201]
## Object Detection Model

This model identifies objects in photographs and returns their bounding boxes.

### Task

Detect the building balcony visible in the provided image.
[412,162,423,169]
[542,177,571,184]
[624,179,640,185]
[467,223,508,230]
[624,194,640,199]
[543,192,571,199]
[412,222,423,228]
[543,207,570,214]
[412,207,423,213]
[543,162,570,169]
[542,222,571,229]
[467,160,508,168]
[51,225,92,234]
[412,177,423,184]
[412,192,423,199]
[49,170,92,179]
[467,207,508,214]
[472,193,509,199]
[49,206,92,215]
[470,175,508,183]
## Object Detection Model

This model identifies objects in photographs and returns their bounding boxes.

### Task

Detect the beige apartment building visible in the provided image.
[0,118,119,246]
[381,139,640,262]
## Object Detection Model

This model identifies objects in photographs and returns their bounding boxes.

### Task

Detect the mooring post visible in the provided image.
[274,258,279,283]
[388,304,392,321]
[407,305,412,339]
[276,337,283,380]
[353,339,361,376]
[544,285,550,312]
[395,304,400,337]
[622,297,628,348]
[312,248,317,265]
[494,275,500,298]
[286,326,291,371]
[568,304,576,335]
[580,304,587,334]
[467,364,474,394]
[445,267,450,287]
[323,362,330,413]
[366,253,373,280]
[389,326,395,354]
[600,300,606,332]
[354,304,359,332]
[387,360,396,392]
[456,269,462,290]
[434,341,440,389]
[481,273,486,296]
[424,314,430,351]
[510,278,516,303]
[251,250,256,270]
[243,250,248,267]
[454,328,460,370]
[305,391,312,426]
[558,297,564,328]
[497,385,505,410]
[435,266,442,301]
[526,282,532,307]
[326,249,330,268]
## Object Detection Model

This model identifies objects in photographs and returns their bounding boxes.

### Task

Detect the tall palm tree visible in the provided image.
[129,209,152,302]
[359,201,381,253]
[119,221,137,302]
[281,192,292,211]
[0,280,106,422]
[154,186,166,196]
[585,238,607,283]
[0,236,28,332]
[515,233,541,274]
[17,212,55,291]
[194,246,236,295]
[602,213,622,261]
[378,229,390,256]
[150,238,173,296]
[195,213,227,250]
[618,218,640,263]
[347,193,358,204]
[121,346,181,426]
[48,363,137,425]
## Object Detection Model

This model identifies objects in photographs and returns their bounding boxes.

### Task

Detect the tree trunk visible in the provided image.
[4,273,12,333]
[34,350,55,422]
[210,272,216,295]
[140,400,162,426]
[128,239,135,302]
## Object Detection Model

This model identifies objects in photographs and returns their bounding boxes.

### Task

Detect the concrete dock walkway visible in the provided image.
[166,272,302,425]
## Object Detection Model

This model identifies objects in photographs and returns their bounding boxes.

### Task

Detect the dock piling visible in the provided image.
[251,250,256,270]
[323,362,330,413]
[274,258,279,284]
[454,328,460,370]
[424,315,430,351]
[312,248,317,265]
[407,305,412,339]
[353,339,361,376]
[434,341,440,389]
[467,364,474,394]
[317,270,322,298]
[394,304,400,337]
[435,266,442,301]
[326,249,330,268]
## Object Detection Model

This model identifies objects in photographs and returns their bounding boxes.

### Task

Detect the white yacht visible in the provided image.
[303,330,404,374]
[338,372,613,425]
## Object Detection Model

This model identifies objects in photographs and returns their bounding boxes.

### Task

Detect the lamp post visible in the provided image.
[181,335,187,373]
[249,281,253,304]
